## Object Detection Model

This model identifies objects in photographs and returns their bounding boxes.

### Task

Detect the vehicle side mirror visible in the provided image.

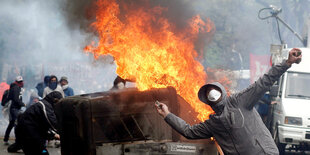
[270,85,279,97]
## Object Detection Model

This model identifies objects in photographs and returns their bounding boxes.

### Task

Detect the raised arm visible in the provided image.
[155,102,212,139]
[235,48,302,109]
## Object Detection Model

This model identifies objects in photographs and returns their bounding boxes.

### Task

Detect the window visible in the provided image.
[285,72,310,99]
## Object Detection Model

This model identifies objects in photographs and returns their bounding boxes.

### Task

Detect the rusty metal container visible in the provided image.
[55,87,217,155]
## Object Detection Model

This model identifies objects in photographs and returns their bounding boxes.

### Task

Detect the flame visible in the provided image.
[85,0,215,121]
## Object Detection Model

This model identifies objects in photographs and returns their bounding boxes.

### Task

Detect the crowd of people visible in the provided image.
[0,73,130,154]
[0,74,74,154]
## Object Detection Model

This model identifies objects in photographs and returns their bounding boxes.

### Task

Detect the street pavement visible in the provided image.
[0,117,60,155]
[0,137,61,155]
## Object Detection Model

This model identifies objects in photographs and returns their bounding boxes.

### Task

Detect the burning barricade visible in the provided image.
[55,87,218,155]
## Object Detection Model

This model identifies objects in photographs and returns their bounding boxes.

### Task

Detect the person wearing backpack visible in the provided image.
[1,89,11,121]
[3,75,25,145]
[1,89,10,106]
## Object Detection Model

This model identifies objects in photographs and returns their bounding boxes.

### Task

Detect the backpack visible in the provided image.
[1,89,10,106]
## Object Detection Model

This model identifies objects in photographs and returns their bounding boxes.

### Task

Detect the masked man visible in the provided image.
[155,48,302,154]
[43,75,64,98]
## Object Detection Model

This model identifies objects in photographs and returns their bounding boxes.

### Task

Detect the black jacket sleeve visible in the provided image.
[46,107,58,133]
[234,61,290,109]
[164,113,213,139]
[39,101,58,133]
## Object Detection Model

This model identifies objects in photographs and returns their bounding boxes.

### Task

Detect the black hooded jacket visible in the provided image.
[16,92,62,140]
[36,75,50,98]
[9,83,24,109]
[164,61,290,155]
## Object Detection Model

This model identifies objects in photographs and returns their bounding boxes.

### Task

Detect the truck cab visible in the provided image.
[271,48,310,153]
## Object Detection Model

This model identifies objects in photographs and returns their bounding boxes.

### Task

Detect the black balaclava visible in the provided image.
[48,75,58,90]
[44,91,63,106]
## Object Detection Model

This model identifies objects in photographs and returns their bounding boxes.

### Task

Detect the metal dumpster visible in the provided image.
[55,87,217,155]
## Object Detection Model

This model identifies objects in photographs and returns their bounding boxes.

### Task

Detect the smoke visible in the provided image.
[1,1,83,63]
[2,0,308,92]
[0,0,118,94]
[60,0,310,93]
[0,0,119,136]
[61,0,213,55]
[188,0,310,91]
[0,0,308,110]
[59,0,309,91]
[62,0,198,31]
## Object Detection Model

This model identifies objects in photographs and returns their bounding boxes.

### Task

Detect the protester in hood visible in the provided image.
[110,76,126,90]
[155,48,303,154]
[9,91,62,155]
[3,75,25,145]
[59,76,74,97]
[43,75,64,98]
[36,75,50,98]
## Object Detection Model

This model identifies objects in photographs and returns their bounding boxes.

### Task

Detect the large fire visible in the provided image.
[85,0,215,121]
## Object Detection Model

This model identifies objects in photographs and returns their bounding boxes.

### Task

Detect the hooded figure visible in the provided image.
[36,75,50,98]
[4,75,25,144]
[198,83,225,114]
[110,76,126,90]
[59,76,74,97]
[155,48,303,155]
[12,91,63,155]
[43,75,64,98]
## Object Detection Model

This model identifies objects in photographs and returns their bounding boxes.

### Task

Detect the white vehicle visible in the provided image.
[271,48,310,153]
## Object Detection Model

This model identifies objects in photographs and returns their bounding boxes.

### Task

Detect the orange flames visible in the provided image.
[85,0,215,121]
